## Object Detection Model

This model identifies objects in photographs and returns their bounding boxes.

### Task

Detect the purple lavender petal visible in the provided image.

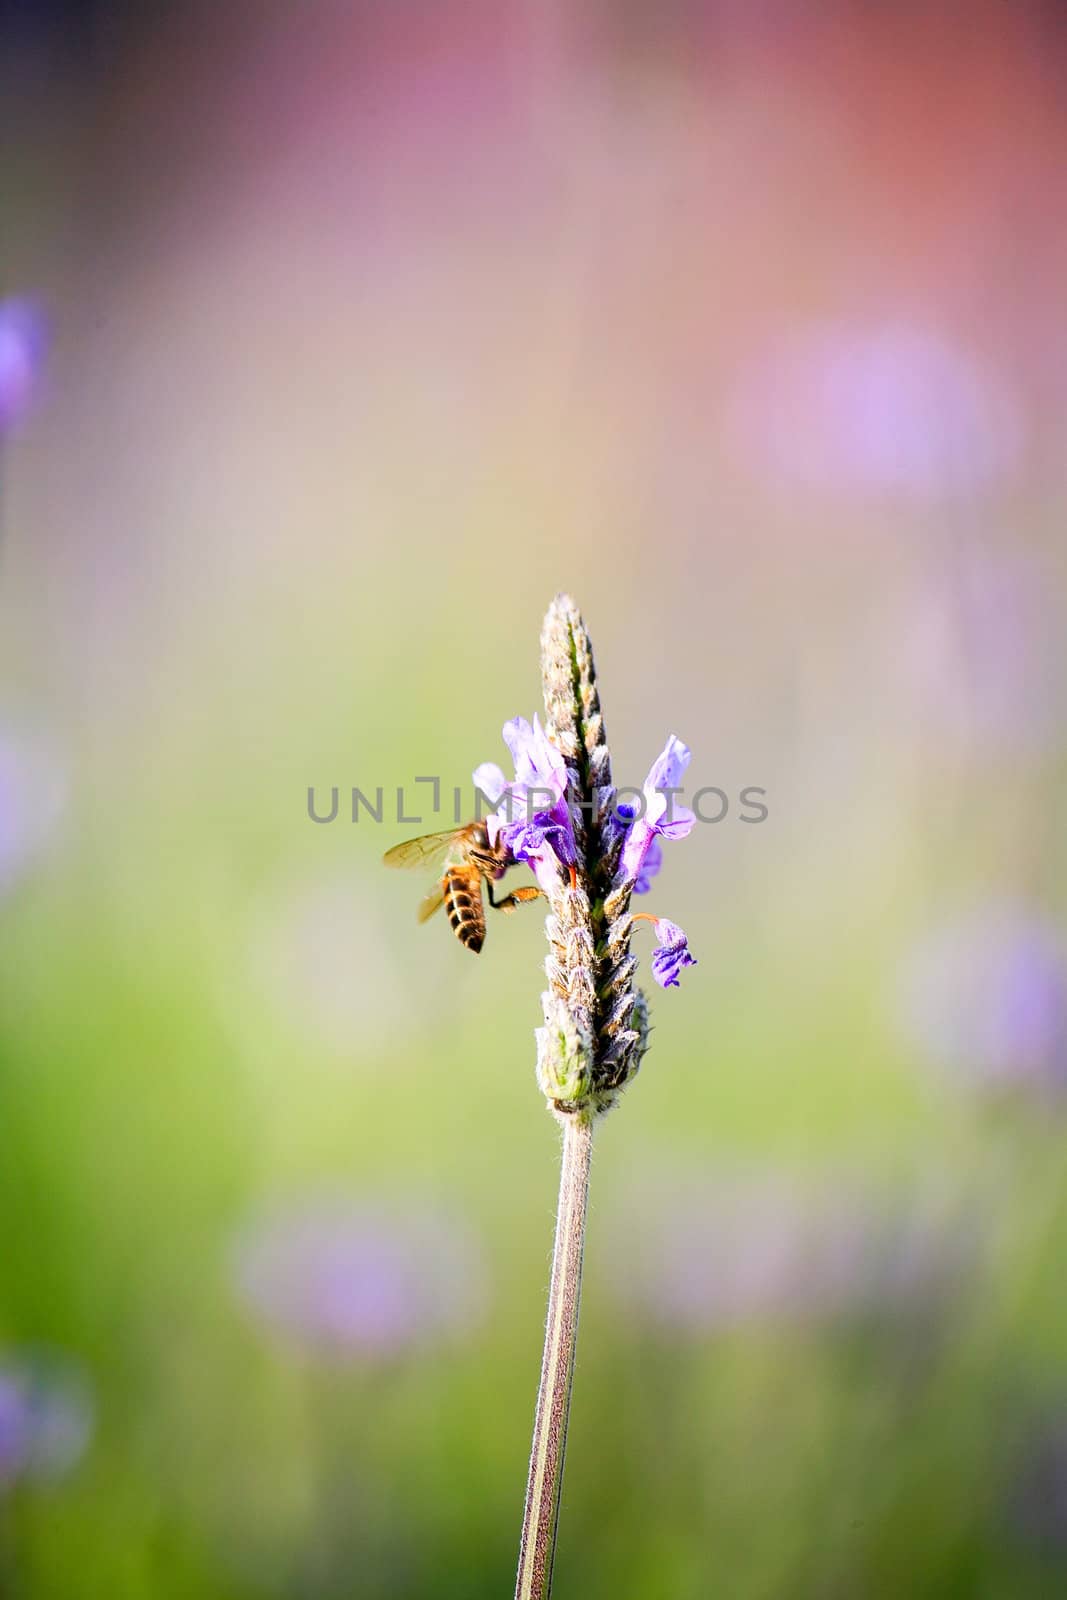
[632,836,662,895]
[471,762,508,804]
[654,802,696,841]
[498,818,551,860]
[501,717,544,791]
[531,715,567,792]
[545,801,577,865]
[620,816,656,884]
[644,734,692,797]
[500,808,572,893]
[477,712,577,884]
[619,735,695,884]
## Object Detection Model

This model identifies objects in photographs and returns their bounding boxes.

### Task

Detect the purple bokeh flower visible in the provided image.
[606,1167,970,1336]
[646,917,698,989]
[0,1354,94,1489]
[897,905,1067,1099]
[729,318,1022,503]
[474,715,576,894]
[0,298,48,436]
[618,735,696,889]
[232,1196,489,1359]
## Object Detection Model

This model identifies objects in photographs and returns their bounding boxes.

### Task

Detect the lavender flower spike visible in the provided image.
[619,734,696,889]
[534,598,650,1119]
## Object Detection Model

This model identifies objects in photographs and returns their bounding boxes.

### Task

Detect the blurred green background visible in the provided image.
[3,3,1067,1595]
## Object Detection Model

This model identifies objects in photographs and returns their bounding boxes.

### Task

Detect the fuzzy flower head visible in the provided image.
[474,714,577,895]
[527,596,703,1117]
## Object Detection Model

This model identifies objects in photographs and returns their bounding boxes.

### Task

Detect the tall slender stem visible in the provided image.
[515,1115,593,1600]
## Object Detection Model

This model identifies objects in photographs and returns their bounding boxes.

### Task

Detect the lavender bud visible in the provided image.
[536,991,594,1107]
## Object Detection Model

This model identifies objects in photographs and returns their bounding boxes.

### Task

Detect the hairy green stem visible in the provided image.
[515,1114,593,1600]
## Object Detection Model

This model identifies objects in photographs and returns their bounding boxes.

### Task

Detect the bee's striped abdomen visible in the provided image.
[444,866,486,953]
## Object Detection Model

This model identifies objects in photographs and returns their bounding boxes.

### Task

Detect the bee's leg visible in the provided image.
[486,882,544,915]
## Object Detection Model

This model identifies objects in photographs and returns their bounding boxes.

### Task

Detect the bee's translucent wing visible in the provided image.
[417,884,446,924]
[383,830,461,870]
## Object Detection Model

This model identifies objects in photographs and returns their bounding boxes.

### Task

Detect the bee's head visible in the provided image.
[471,821,490,851]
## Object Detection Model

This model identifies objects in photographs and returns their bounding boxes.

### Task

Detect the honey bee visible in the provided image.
[383,822,542,953]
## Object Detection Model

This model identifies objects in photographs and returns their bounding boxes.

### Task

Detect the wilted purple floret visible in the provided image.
[619,735,695,888]
[0,298,48,435]
[649,918,697,989]
[232,1196,489,1359]
[474,715,577,894]
[898,905,1067,1099]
